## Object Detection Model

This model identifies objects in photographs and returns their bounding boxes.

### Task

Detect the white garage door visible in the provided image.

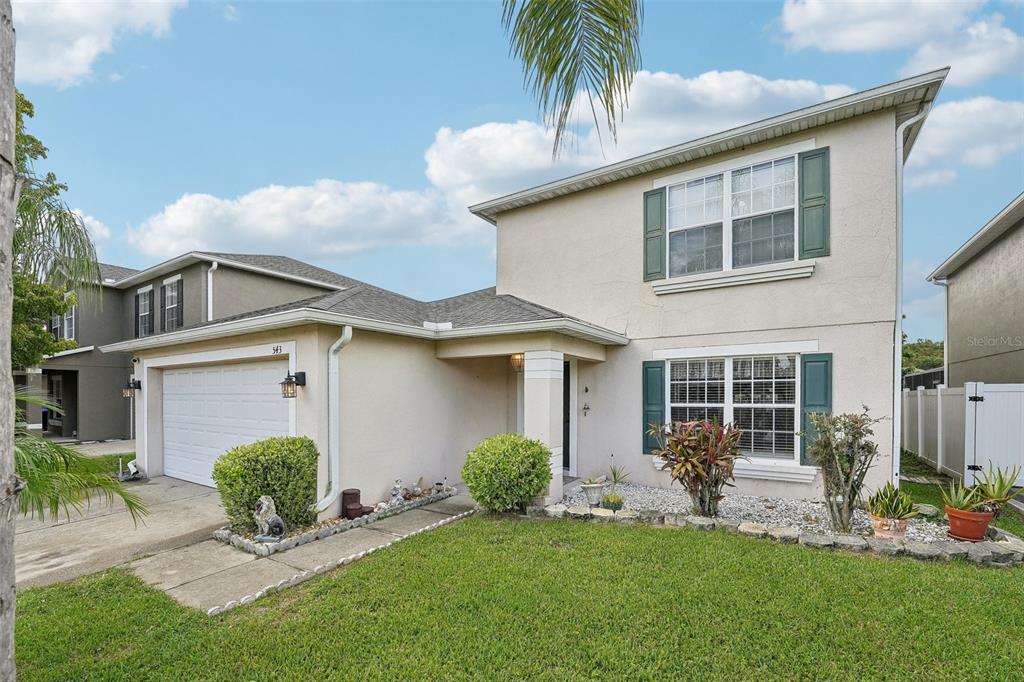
[163,359,290,487]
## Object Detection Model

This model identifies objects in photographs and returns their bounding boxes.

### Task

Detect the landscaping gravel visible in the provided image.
[563,483,953,543]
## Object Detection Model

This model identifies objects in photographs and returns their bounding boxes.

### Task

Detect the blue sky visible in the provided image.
[13,0,1024,340]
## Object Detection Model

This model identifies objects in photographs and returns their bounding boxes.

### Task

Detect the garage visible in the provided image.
[162,359,290,486]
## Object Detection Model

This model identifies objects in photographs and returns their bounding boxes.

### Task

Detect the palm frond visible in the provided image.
[503,0,643,157]
[15,181,101,294]
[14,435,148,525]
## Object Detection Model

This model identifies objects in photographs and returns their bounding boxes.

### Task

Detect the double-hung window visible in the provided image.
[136,286,153,338]
[667,353,799,462]
[667,174,723,276]
[664,153,798,277]
[63,303,75,341]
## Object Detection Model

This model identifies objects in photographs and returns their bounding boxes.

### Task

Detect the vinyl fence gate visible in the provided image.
[903,382,1024,486]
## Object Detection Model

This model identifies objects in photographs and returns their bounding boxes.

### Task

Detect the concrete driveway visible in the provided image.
[15,477,225,588]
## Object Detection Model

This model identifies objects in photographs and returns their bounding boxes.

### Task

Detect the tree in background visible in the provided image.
[503,0,643,157]
[11,272,75,370]
[902,336,944,375]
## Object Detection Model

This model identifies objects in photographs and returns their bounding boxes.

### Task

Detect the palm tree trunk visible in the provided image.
[1,1,21,678]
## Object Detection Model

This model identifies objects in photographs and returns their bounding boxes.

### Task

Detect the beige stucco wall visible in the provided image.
[130,324,514,518]
[946,219,1024,387]
[494,110,900,498]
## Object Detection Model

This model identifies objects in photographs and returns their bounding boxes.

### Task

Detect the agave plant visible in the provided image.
[14,388,147,523]
[866,482,918,520]
[940,480,980,512]
[974,464,1023,517]
[607,464,630,491]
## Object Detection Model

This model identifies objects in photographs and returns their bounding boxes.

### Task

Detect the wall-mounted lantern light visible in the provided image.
[122,378,142,399]
[280,371,306,399]
[510,353,524,373]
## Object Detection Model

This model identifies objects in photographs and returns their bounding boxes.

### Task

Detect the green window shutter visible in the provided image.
[643,188,667,281]
[798,147,830,259]
[642,360,665,453]
[800,353,832,465]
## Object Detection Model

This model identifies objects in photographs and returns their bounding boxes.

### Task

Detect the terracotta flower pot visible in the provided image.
[945,505,993,542]
[870,514,909,541]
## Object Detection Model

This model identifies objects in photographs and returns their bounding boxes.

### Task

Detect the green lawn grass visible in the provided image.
[16,517,1024,681]
[85,453,135,476]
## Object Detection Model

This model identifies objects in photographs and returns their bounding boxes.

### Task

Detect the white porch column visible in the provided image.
[523,350,563,505]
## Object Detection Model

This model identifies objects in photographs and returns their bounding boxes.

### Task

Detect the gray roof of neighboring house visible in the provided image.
[199,252,366,290]
[99,263,140,284]
[200,285,571,331]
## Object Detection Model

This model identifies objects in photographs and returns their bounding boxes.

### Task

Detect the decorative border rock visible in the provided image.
[205,508,477,617]
[213,490,456,556]
[539,503,1024,568]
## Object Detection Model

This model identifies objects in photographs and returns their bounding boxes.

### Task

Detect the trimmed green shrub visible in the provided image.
[461,433,552,512]
[211,436,319,534]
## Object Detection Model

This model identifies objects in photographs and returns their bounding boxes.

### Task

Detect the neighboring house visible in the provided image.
[34,254,361,441]
[902,367,944,390]
[927,192,1024,387]
[100,69,947,517]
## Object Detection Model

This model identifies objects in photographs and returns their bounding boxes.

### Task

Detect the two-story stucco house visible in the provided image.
[101,69,948,518]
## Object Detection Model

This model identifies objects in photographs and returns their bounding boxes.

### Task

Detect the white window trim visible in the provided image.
[654,138,816,289]
[652,259,815,295]
[163,274,182,285]
[62,291,75,341]
[137,285,153,294]
[137,285,153,338]
[656,341,821,480]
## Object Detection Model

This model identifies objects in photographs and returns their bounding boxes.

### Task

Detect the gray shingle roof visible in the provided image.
[99,263,140,283]
[201,253,366,289]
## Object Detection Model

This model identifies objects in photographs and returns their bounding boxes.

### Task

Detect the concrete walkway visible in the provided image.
[16,477,224,587]
[129,495,478,613]
[76,439,136,457]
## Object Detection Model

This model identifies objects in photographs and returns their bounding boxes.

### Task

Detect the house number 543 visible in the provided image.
[271,345,283,355]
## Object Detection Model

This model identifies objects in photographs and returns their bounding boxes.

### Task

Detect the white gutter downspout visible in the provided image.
[313,325,353,513]
[206,261,218,321]
[893,104,931,486]
[931,279,950,382]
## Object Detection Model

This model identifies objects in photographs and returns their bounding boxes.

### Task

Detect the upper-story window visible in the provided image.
[666,155,797,277]
[161,275,183,332]
[63,302,76,341]
[135,286,154,338]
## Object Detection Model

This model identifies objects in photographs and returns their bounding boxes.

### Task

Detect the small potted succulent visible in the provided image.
[943,465,1023,542]
[580,477,604,507]
[866,482,918,541]
[600,465,630,511]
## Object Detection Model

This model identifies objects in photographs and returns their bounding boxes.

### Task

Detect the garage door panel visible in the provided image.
[163,359,289,487]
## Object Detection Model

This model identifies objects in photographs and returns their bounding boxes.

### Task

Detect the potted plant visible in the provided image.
[866,482,918,541]
[580,477,604,507]
[944,465,1024,542]
[600,465,631,510]
[942,480,988,542]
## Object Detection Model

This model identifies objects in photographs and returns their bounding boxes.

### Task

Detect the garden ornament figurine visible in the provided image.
[389,479,404,506]
[253,495,286,542]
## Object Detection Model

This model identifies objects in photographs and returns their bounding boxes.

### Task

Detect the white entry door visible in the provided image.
[162,359,290,487]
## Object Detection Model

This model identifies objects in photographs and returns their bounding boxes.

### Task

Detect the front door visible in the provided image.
[562,361,571,469]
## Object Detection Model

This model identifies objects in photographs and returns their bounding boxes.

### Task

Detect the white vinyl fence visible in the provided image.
[903,383,1024,486]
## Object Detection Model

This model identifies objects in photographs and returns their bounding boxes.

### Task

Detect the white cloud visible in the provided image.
[108,72,124,82]
[900,14,1024,86]
[223,4,239,22]
[13,0,186,87]
[75,210,112,242]
[910,97,1024,169]
[127,180,453,259]
[906,169,958,190]
[127,69,854,259]
[781,0,983,53]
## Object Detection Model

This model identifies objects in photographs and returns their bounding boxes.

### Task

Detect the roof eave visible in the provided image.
[110,252,347,292]
[470,68,949,223]
[927,192,1024,281]
[99,309,628,353]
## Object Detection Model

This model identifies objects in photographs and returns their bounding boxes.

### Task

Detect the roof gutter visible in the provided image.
[893,103,932,486]
[313,326,353,514]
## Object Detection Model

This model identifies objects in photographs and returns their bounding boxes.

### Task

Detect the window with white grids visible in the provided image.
[665,354,800,462]
[664,154,798,276]
[138,291,151,338]
[63,306,75,340]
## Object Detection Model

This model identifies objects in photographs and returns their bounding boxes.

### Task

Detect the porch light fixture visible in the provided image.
[510,353,524,372]
[280,371,306,399]
[122,379,142,399]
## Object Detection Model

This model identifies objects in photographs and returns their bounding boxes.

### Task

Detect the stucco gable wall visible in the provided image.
[947,219,1024,386]
[494,110,898,340]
